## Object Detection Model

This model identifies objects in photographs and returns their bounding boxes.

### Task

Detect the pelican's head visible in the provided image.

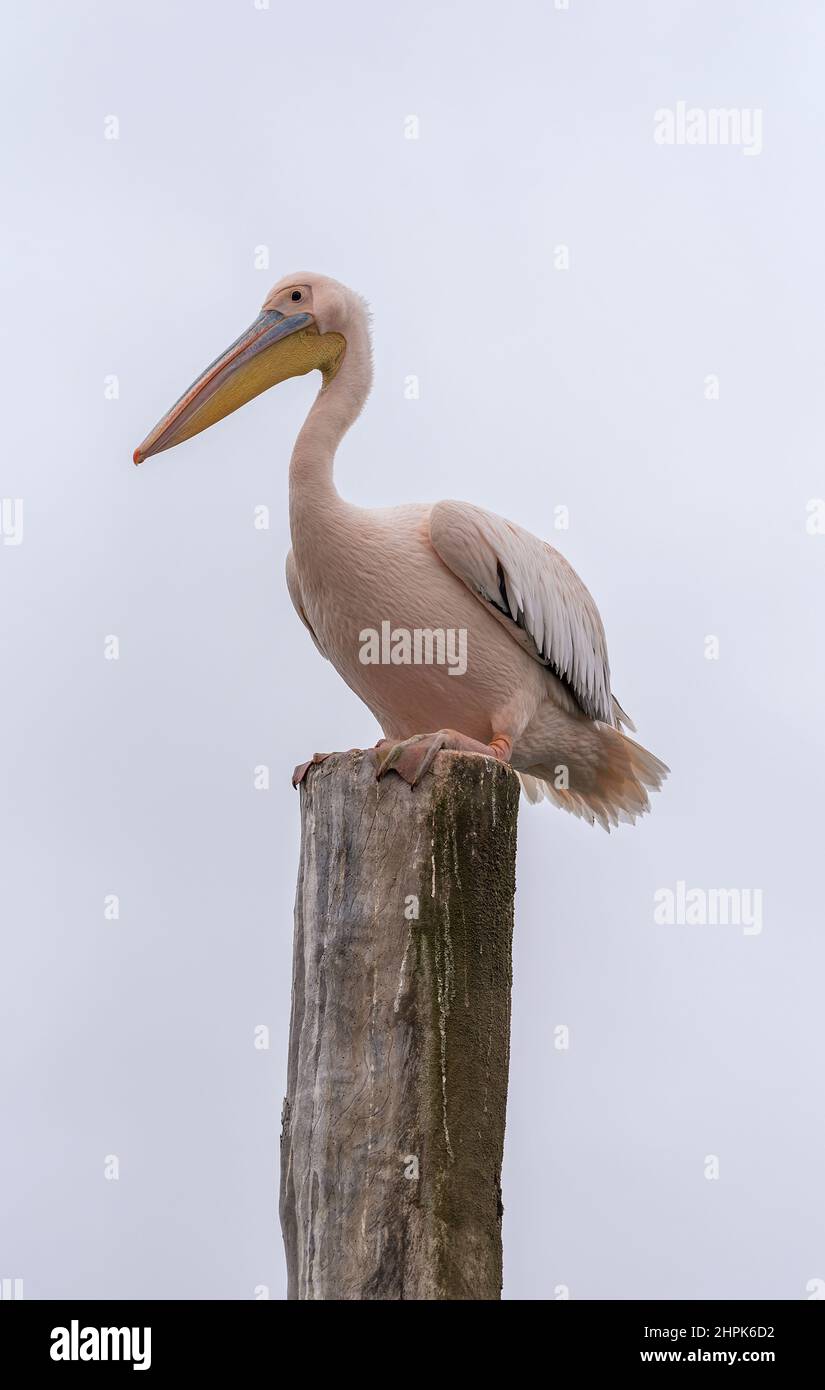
[133,273,353,465]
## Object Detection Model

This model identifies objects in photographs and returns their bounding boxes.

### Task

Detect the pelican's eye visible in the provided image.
[290,290,302,302]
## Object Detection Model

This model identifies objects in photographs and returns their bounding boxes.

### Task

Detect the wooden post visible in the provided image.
[279,748,519,1301]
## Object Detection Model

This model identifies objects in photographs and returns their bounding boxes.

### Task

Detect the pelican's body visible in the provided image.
[287,500,546,744]
[136,273,667,827]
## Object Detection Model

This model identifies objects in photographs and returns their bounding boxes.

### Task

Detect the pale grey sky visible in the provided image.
[2,0,824,1299]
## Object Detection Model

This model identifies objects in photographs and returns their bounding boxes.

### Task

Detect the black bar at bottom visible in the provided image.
[0,1298,820,1375]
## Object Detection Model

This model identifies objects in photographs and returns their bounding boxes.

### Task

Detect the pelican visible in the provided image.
[134,274,667,828]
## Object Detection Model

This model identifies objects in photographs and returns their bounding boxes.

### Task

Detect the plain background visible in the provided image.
[2,0,823,1300]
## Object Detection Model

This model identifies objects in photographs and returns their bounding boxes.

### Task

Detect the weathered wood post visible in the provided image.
[279,748,519,1300]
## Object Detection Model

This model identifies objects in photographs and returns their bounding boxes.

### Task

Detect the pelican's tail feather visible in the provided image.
[516,771,548,804]
[517,722,668,831]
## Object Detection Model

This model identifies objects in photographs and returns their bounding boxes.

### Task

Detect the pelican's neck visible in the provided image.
[289,315,372,541]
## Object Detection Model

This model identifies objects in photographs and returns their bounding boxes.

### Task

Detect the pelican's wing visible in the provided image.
[286,550,328,660]
[430,499,625,726]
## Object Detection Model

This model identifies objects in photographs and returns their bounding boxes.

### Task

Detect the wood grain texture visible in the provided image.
[279,748,519,1300]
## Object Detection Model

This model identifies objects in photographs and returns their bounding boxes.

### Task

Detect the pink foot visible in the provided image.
[292,747,376,787]
[375,730,512,787]
[292,752,331,787]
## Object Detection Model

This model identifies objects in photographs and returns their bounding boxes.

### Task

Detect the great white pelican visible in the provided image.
[134,274,667,828]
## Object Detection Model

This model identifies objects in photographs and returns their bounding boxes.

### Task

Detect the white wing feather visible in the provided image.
[429,500,625,726]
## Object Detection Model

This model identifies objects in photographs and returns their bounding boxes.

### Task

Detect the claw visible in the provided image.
[376,730,513,787]
[376,732,449,786]
[292,752,330,787]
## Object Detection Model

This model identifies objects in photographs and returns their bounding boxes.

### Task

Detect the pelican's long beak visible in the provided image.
[133,310,345,464]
